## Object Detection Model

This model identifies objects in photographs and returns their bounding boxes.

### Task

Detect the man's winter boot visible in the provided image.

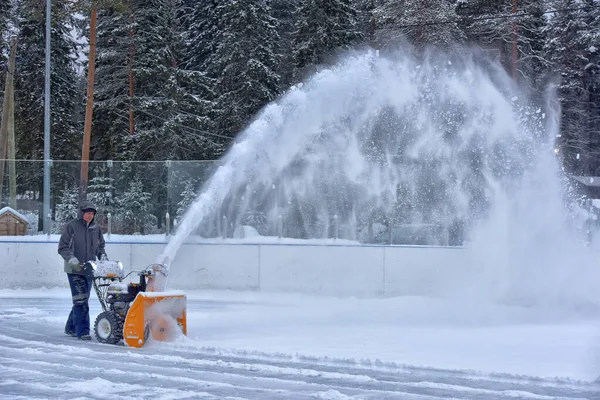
[78,334,92,340]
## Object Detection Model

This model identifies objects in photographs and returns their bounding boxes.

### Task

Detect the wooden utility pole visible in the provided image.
[511,0,518,81]
[80,8,98,199]
[0,35,17,207]
[128,0,135,136]
[7,55,16,209]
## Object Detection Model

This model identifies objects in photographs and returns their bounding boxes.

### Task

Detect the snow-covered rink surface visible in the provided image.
[1,289,599,400]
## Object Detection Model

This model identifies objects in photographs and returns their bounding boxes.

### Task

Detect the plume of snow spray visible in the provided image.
[156,48,600,310]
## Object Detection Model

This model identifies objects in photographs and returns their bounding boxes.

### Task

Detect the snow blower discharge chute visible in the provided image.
[85,260,186,348]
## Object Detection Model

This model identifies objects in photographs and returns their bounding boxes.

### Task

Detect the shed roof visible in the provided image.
[570,176,600,188]
[0,207,29,224]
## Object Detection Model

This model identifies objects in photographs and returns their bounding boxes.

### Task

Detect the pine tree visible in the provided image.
[121,0,220,161]
[0,0,10,52]
[54,183,79,233]
[353,0,377,43]
[175,178,196,222]
[544,0,589,174]
[271,0,297,89]
[13,0,82,202]
[91,6,132,160]
[87,164,114,228]
[14,0,81,160]
[109,0,223,232]
[177,0,224,157]
[0,0,12,109]
[373,0,464,49]
[241,210,268,235]
[581,0,600,174]
[113,175,155,234]
[292,0,364,77]
[206,0,282,139]
[180,0,219,73]
[515,1,548,94]
[457,0,548,86]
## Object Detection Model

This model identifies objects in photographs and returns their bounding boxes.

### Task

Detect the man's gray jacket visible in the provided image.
[58,201,106,275]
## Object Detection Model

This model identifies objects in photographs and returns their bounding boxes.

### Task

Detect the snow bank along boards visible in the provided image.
[90,261,187,348]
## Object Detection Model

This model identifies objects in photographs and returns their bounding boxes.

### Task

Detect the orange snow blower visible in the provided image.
[87,261,186,348]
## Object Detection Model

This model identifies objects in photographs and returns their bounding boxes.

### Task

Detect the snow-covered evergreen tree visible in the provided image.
[241,210,268,235]
[87,165,114,228]
[113,175,155,234]
[271,0,297,89]
[14,0,81,160]
[205,0,282,139]
[544,0,589,173]
[120,0,174,160]
[54,183,79,233]
[353,0,377,43]
[292,0,364,77]
[457,0,547,88]
[13,0,81,202]
[373,0,464,49]
[0,1,10,53]
[0,0,12,107]
[175,178,197,222]
[120,0,220,161]
[515,1,548,94]
[580,0,600,174]
[180,0,219,73]
[92,6,132,160]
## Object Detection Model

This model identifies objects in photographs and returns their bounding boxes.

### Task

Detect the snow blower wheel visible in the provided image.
[94,311,123,344]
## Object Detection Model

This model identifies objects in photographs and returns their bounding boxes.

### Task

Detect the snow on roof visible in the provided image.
[0,207,29,223]
[570,175,600,187]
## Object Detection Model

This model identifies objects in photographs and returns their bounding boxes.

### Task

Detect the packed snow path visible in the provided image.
[1,293,598,399]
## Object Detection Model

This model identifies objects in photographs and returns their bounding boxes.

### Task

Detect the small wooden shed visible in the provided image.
[0,207,29,236]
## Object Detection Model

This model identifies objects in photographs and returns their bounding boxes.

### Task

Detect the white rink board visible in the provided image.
[0,242,133,289]
[259,245,385,296]
[0,242,65,289]
[168,244,260,291]
[0,240,467,297]
[383,246,469,297]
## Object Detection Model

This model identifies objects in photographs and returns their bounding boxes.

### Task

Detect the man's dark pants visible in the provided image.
[65,274,92,337]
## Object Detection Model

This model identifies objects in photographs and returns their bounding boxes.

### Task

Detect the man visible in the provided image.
[58,201,107,340]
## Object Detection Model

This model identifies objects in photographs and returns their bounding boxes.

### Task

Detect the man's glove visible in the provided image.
[68,257,81,272]
[100,254,109,261]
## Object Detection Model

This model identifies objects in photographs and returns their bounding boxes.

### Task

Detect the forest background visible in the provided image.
[0,0,598,236]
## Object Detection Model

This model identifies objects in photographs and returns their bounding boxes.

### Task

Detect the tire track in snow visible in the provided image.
[0,356,334,400]
[0,345,461,400]
[160,344,598,396]
[0,369,232,400]
[0,331,597,400]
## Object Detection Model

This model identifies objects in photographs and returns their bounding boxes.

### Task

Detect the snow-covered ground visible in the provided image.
[1,288,599,399]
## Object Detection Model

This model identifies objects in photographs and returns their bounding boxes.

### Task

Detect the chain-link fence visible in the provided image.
[0,159,461,245]
[0,160,219,236]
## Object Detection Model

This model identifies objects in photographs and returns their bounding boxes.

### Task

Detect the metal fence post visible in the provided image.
[222,215,228,239]
[47,213,52,238]
[333,214,339,240]
[107,212,112,238]
[277,215,283,238]
[165,212,170,236]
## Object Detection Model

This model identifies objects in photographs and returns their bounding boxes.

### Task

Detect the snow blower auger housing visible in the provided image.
[89,260,187,348]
